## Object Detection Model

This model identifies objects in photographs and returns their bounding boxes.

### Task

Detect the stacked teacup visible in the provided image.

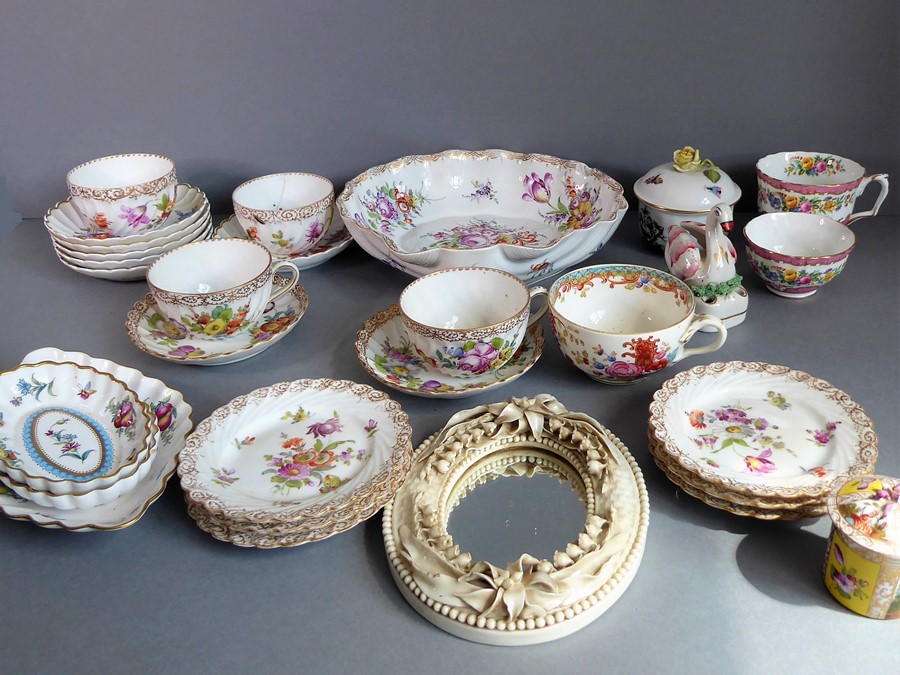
[43,154,213,281]
[0,359,161,513]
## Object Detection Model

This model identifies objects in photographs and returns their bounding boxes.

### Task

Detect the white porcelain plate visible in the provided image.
[355,304,544,399]
[0,348,192,530]
[648,361,878,498]
[214,214,352,271]
[178,378,414,540]
[125,276,309,366]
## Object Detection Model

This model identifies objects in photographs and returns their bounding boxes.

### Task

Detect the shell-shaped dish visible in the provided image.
[337,149,628,283]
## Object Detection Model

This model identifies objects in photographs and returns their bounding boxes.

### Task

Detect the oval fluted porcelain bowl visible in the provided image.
[337,149,628,284]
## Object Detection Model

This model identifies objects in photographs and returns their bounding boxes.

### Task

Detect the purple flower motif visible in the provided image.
[606,361,644,378]
[119,204,150,228]
[168,345,201,358]
[62,441,80,453]
[714,407,750,423]
[522,172,552,203]
[458,231,493,248]
[307,417,342,438]
[306,220,324,243]
[457,342,501,374]
[364,419,378,434]
[278,463,311,478]
[753,418,770,431]
[339,450,352,461]
[354,213,365,227]
[744,449,776,474]
[374,192,398,220]
[419,380,442,392]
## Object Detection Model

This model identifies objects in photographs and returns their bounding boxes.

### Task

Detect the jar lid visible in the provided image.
[634,146,742,213]
[828,475,900,558]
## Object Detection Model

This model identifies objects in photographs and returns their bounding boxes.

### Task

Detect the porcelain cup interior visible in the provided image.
[232,173,334,258]
[66,154,177,236]
[399,267,547,378]
[756,151,889,224]
[548,265,727,384]
[146,238,299,334]
[743,213,855,298]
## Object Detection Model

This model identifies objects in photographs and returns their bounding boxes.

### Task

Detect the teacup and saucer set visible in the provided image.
[214,172,352,271]
[356,268,547,398]
[125,238,309,366]
[43,154,214,280]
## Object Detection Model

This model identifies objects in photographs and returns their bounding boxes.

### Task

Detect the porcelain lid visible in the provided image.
[829,475,900,557]
[634,146,741,212]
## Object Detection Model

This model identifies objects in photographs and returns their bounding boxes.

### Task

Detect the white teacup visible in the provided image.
[399,267,547,378]
[232,172,334,258]
[146,238,299,337]
[67,153,177,237]
[548,264,727,384]
[756,151,889,224]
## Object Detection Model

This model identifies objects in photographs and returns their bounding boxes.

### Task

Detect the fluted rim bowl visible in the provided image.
[743,212,855,297]
[0,361,156,495]
[66,153,177,237]
[337,149,628,282]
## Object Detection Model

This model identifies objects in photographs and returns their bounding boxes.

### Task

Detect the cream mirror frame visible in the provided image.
[383,394,649,646]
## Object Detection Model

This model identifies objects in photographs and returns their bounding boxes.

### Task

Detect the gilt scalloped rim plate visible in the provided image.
[214,214,352,270]
[355,304,544,399]
[177,379,414,544]
[0,348,192,530]
[648,361,878,500]
[384,394,649,645]
[125,276,308,366]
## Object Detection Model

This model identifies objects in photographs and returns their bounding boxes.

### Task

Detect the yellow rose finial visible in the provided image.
[673,146,702,172]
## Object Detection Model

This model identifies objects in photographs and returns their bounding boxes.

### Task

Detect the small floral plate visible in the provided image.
[125,276,309,366]
[648,361,878,500]
[0,348,192,530]
[214,214,352,270]
[355,304,544,399]
[177,378,414,546]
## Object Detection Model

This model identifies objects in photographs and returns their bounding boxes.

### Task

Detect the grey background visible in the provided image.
[1,2,899,673]
[1,0,898,218]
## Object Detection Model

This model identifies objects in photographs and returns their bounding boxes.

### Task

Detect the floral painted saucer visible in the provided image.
[177,378,414,547]
[213,214,352,271]
[648,361,878,500]
[0,348,192,530]
[125,277,309,366]
[355,304,544,399]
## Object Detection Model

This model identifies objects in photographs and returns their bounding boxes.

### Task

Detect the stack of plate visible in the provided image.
[0,348,191,530]
[43,184,212,281]
[178,378,414,548]
[647,361,879,520]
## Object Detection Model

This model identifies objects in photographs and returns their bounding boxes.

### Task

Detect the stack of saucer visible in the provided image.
[0,348,191,530]
[178,378,414,548]
[43,154,212,281]
[647,361,878,520]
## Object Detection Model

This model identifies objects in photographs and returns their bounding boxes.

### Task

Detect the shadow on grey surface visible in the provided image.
[361,510,413,613]
[735,526,834,609]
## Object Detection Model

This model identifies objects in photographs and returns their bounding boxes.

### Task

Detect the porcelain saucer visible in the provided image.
[125,277,309,366]
[214,214,352,271]
[355,304,544,399]
[0,347,192,530]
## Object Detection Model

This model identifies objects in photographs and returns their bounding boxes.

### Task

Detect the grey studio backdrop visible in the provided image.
[1,0,898,219]
[1,3,900,675]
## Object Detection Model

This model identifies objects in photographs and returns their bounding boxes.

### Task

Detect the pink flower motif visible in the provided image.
[815,161,828,174]
[306,220,324,243]
[744,449,776,474]
[522,172,552,203]
[799,201,812,213]
[119,204,150,228]
[458,231,493,248]
[307,418,342,438]
[457,342,501,374]
[277,463,311,478]
[606,361,644,378]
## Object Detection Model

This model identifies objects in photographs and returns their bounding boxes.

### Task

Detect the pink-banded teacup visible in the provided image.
[756,151,889,224]
[399,267,547,378]
[146,238,299,337]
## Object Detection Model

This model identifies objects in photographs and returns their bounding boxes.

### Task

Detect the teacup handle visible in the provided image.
[845,173,889,224]
[527,286,549,326]
[268,261,300,303]
[675,313,728,362]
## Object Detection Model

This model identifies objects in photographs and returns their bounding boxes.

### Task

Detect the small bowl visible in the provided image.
[824,474,900,619]
[232,172,334,258]
[0,361,155,495]
[743,212,855,298]
[66,153,177,237]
